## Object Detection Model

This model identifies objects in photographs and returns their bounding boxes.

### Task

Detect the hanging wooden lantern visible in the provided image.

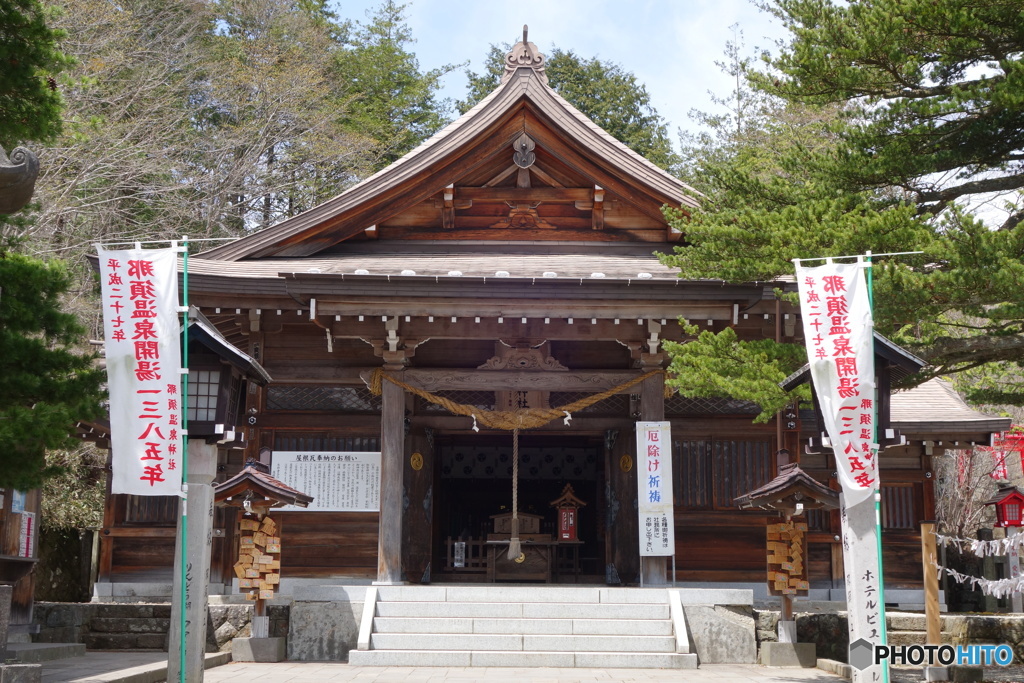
[550,483,587,542]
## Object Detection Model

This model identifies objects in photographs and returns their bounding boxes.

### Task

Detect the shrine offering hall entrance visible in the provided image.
[434,434,605,584]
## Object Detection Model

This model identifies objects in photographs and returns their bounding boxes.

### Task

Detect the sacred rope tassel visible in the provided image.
[507,427,522,561]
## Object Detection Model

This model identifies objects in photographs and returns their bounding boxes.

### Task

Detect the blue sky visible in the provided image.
[333,0,790,140]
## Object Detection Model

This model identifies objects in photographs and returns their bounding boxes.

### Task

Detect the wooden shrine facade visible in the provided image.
[96,34,1011,595]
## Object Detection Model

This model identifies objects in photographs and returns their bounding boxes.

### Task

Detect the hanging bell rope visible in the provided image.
[508,425,522,561]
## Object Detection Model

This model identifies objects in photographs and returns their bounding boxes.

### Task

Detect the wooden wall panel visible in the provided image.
[883,533,924,588]
[807,542,834,583]
[674,524,767,582]
[110,538,176,580]
[275,511,379,578]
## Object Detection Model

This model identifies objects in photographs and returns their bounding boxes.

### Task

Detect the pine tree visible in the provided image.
[0,248,104,489]
[660,0,1024,411]
[0,0,70,147]
[333,0,459,170]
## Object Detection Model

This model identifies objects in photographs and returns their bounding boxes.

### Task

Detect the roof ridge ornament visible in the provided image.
[502,25,547,84]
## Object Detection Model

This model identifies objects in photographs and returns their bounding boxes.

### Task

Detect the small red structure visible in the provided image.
[985,484,1024,528]
[550,484,587,542]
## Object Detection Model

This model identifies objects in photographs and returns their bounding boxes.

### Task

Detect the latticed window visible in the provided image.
[665,395,762,416]
[416,390,496,414]
[266,385,382,413]
[273,434,380,452]
[549,392,629,416]
[805,508,831,533]
[188,369,220,421]
[675,439,775,510]
[881,484,919,530]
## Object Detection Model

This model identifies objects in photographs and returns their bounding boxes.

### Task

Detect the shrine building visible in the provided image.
[94,32,1008,618]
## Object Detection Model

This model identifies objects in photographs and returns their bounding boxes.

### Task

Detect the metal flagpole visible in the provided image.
[178,238,189,683]
[865,251,890,683]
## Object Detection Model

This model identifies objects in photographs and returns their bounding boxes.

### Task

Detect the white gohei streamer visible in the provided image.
[934,531,1024,558]
[934,562,1024,599]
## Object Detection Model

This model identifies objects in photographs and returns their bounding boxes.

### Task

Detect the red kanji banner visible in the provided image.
[99,247,183,496]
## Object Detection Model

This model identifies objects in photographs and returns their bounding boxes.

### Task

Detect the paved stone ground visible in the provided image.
[890,665,1024,682]
[45,652,1024,683]
[201,663,845,683]
[39,653,847,683]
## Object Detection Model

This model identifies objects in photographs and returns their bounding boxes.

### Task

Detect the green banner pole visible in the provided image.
[865,251,890,683]
[179,238,189,683]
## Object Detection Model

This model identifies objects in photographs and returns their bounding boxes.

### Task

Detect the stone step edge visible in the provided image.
[354,649,695,659]
[350,651,696,671]
[374,600,668,611]
[6,643,87,664]
[370,633,676,640]
[372,616,672,622]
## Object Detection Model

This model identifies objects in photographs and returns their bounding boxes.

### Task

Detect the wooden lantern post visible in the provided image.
[735,460,840,646]
[214,461,312,658]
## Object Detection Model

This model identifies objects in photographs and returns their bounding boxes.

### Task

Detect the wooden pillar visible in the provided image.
[377,356,406,584]
[639,353,668,586]
[920,521,941,643]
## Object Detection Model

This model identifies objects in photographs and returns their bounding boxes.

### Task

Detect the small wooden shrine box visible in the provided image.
[490,512,543,535]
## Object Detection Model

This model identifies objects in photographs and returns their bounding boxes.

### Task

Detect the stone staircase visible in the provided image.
[888,610,958,651]
[349,585,698,668]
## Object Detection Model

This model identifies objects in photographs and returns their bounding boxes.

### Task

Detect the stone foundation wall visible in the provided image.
[32,602,289,652]
[754,610,849,662]
[755,610,1024,663]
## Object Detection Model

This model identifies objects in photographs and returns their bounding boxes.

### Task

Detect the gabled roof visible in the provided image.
[891,378,1012,435]
[198,38,698,263]
[214,463,313,508]
[734,462,839,511]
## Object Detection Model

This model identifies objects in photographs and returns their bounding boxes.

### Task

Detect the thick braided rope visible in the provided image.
[508,426,522,561]
[369,368,665,430]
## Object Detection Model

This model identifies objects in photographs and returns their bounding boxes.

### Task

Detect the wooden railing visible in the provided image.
[444,537,488,573]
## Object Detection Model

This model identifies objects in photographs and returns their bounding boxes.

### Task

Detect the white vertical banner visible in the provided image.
[637,421,674,557]
[795,260,877,502]
[796,259,883,682]
[99,247,183,496]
